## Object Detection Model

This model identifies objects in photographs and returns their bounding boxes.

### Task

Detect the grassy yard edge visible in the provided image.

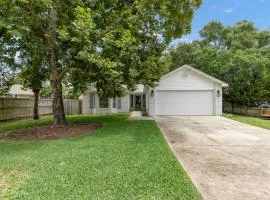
[0,114,201,199]
[155,120,202,199]
[223,113,270,130]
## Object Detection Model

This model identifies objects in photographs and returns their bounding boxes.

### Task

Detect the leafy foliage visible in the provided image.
[164,20,270,106]
[1,0,201,124]
[19,64,46,92]
[61,0,201,96]
[199,21,227,49]
[0,1,19,94]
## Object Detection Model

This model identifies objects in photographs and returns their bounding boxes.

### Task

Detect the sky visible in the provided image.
[171,0,270,46]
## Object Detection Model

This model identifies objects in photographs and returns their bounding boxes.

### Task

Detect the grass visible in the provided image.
[0,114,200,200]
[0,116,53,133]
[224,114,270,130]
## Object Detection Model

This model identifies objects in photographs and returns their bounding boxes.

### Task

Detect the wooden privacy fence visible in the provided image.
[223,102,261,117]
[0,97,81,121]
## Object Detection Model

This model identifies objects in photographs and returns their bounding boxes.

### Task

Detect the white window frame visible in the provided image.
[112,98,117,109]
[117,97,121,109]
[89,92,95,109]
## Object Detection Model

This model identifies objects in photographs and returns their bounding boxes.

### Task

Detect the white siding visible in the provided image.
[215,84,223,115]
[82,91,96,114]
[82,92,90,115]
[147,67,225,116]
[82,87,130,114]
[156,68,215,91]
[146,87,156,116]
[82,85,97,114]
[117,95,130,113]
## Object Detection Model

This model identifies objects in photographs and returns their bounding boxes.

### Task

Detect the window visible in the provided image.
[112,98,116,108]
[89,92,95,109]
[117,97,121,109]
[99,96,108,108]
[130,95,133,108]
[143,95,146,108]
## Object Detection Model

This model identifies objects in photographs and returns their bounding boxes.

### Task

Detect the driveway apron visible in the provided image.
[155,116,270,200]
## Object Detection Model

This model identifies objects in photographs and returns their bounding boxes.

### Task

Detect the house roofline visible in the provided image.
[160,64,229,87]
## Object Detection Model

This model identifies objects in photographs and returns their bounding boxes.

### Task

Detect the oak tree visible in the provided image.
[2,0,201,125]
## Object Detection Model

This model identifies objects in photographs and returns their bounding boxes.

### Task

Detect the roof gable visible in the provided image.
[9,84,33,95]
[161,65,228,87]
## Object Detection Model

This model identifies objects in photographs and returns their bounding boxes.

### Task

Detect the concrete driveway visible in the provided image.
[155,116,270,200]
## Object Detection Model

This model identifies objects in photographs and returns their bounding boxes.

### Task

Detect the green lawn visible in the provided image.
[0,115,200,200]
[225,114,270,130]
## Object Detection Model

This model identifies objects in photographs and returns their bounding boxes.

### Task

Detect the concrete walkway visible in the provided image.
[155,116,270,200]
[129,111,153,120]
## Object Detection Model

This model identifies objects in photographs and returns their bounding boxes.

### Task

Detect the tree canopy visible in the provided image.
[1,0,201,124]
[0,1,18,94]
[164,20,270,106]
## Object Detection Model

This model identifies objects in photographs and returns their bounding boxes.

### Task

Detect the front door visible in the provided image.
[135,95,141,110]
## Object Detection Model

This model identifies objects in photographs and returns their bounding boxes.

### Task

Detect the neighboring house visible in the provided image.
[81,65,228,116]
[6,84,33,98]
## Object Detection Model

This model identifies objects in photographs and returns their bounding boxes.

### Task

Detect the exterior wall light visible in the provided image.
[217,90,220,97]
[151,90,154,97]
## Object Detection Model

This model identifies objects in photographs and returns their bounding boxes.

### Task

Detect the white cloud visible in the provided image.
[225,8,233,13]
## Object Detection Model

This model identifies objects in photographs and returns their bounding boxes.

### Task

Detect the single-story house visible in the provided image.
[5,84,33,98]
[81,65,228,116]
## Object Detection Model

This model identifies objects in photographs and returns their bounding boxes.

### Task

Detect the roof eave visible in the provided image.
[161,64,228,87]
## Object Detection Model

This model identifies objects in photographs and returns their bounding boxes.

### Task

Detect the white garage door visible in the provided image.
[156,90,214,115]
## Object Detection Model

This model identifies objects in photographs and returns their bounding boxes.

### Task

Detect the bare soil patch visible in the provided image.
[0,124,101,141]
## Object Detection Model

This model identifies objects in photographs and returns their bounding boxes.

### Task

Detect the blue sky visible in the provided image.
[171,0,270,46]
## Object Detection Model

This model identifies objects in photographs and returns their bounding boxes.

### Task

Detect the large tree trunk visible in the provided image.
[50,74,67,126]
[33,89,40,120]
[47,5,68,126]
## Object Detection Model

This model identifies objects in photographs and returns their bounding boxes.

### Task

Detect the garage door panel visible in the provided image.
[156,90,214,115]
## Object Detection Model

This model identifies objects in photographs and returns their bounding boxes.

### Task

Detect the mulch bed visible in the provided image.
[0,124,102,141]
